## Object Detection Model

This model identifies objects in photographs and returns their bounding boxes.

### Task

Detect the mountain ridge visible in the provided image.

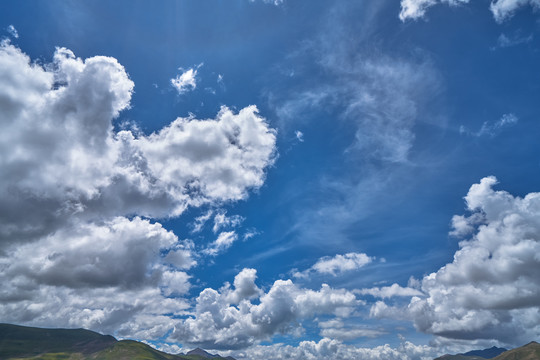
[435,341,540,360]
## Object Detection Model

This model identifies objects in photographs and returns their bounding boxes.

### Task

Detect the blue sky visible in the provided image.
[2,0,540,359]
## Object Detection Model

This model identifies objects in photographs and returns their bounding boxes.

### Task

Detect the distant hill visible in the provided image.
[435,342,539,360]
[0,323,235,360]
[491,341,540,360]
[463,346,507,358]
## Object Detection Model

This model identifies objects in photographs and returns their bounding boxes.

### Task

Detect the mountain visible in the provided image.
[186,347,222,358]
[463,347,507,358]
[0,323,235,360]
[0,323,116,358]
[435,342,539,360]
[491,341,540,360]
[435,355,486,360]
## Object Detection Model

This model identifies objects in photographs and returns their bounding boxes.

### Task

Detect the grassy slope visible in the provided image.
[491,342,540,360]
[0,323,116,359]
[0,323,227,360]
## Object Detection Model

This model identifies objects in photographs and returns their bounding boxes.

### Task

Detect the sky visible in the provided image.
[1,0,540,359]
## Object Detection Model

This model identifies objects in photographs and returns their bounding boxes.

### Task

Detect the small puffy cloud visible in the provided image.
[170,269,358,349]
[399,0,469,21]
[295,253,372,278]
[313,253,372,275]
[203,231,238,256]
[295,130,304,142]
[490,0,540,22]
[170,64,202,94]
[7,25,19,38]
[405,177,540,344]
[357,283,423,299]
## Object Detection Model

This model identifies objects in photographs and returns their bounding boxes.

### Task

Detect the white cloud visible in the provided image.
[250,0,284,5]
[234,338,438,360]
[0,42,276,246]
[403,177,540,344]
[399,0,469,21]
[170,269,359,349]
[0,217,192,338]
[171,64,202,94]
[400,0,540,22]
[203,231,239,256]
[490,0,540,22]
[295,130,304,142]
[295,253,373,278]
[7,25,19,38]
[357,283,423,299]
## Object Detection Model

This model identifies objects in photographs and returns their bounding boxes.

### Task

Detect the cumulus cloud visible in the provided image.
[0,42,276,340]
[170,64,202,94]
[295,253,373,278]
[170,269,359,349]
[357,283,423,299]
[399,0,469,21]
[234,338,438,360]
[402,177,540,344]
[0,42,276,247]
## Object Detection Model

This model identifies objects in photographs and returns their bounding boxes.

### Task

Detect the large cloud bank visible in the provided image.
[374,177,540,346]
[0,41,276,338]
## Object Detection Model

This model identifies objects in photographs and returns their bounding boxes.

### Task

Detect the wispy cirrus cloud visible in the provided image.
[7,24,19,38]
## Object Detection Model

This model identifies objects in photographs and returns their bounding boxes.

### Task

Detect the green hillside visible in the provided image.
[0,323,233,360]
[0,323,116,359]
[491,341,540,360]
